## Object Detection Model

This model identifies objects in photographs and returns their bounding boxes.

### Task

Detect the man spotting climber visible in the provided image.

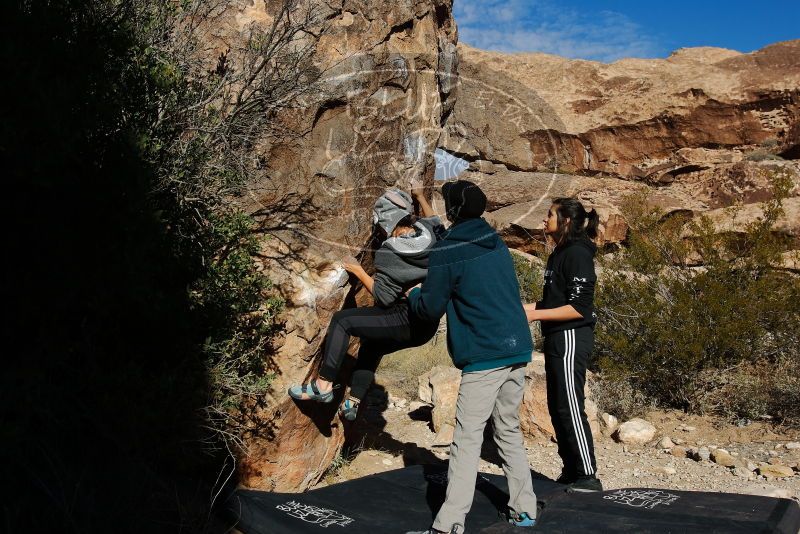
[405,180,537,533]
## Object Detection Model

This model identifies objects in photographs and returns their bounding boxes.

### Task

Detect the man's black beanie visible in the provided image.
[441,180,487,220]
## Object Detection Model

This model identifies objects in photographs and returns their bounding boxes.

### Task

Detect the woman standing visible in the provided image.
[524,197,603,493]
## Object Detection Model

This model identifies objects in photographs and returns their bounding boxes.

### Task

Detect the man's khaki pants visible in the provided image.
[433,363,537,532]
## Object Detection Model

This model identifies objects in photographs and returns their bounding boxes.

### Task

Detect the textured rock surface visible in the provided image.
[419,366,462,433]
[452,41,800,164]
[758,464,796,478]
[711,449,737,468]
[220,0,458,491]
[442,40,800,254]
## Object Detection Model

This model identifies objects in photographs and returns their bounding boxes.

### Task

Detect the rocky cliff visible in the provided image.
[443,41,800,252]
[208,0,457,491]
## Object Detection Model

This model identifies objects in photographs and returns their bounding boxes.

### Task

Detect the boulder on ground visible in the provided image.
[614,418,657,445]
[658,436,675,449]
[711,449,737,468]
[758,464,795,478]
[600,413,619,436]
[670,446,689,458]
[432,423,455,447]
[418,366,461,433]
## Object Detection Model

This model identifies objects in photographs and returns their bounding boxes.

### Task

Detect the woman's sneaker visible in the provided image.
[287,379,337,403]
[555,470,577,484]
[338,397,360,421]
[565,475,603,493]
[508,511,536,527]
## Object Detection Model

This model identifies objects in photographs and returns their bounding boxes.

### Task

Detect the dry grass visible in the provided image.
[376,331,453,400]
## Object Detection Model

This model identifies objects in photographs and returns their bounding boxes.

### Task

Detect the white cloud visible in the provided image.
[454,0,664,62]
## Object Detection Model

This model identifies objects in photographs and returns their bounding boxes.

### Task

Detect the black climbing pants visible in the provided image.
[544,326,597,478]
[318,301,439,400]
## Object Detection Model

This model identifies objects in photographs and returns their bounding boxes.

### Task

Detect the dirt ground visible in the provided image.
[316,380,800,504]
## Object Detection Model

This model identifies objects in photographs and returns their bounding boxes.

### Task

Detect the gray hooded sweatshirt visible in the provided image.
[372,216,445,307]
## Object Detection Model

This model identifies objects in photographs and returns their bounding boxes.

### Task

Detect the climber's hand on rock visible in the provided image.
[341,256,362,274]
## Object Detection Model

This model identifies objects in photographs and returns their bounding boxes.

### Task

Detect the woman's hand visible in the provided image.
[341,255,362,274]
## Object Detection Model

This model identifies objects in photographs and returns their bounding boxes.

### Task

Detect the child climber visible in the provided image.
[288,185,443,420]
[524,197,603,493]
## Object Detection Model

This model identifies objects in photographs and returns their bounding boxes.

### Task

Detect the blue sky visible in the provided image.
[454,0,800,62]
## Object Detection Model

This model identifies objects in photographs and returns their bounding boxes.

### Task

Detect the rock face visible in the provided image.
[213,0,458,491]
[443,41,800,255]
[451,41,800,170]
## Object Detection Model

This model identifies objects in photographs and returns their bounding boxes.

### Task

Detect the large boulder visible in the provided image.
[418,366,462,433]
[219,0,459,491]
[614,418,657,445]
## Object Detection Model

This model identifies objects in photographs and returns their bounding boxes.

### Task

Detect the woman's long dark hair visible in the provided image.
[551,197,600,245]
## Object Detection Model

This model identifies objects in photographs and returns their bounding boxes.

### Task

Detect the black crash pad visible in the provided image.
[224,465,800,533]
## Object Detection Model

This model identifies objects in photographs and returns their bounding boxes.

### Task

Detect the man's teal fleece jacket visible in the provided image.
[408,217,533,372]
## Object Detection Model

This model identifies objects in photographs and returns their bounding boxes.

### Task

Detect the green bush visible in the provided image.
[127,0,321,444]
[513,252,545,303]
[3,1,304,529]
[194,211,285,440]
[512,251,545,349]
[595,172,800,423]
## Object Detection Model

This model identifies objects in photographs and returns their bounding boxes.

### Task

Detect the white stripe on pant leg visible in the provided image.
[564,330,588,472]
[569,329,594,475]
[567,330,592,475]
[564,329,592,475]
[568,329,594,475]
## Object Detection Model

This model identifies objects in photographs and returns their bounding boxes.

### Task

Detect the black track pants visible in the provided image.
[318,301,438,400]
[544,326,597,478]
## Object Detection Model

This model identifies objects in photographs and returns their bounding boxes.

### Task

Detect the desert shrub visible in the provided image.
[378,333,453,400]
[760,138,780,149]
[590,374,655,421]
[701,354,800,425]
[194,211,285,436]
[128,0,323,445]
[595,172,800,424]
[513,251,545,303]
[512,251,545,349]
[3,0,315,529]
